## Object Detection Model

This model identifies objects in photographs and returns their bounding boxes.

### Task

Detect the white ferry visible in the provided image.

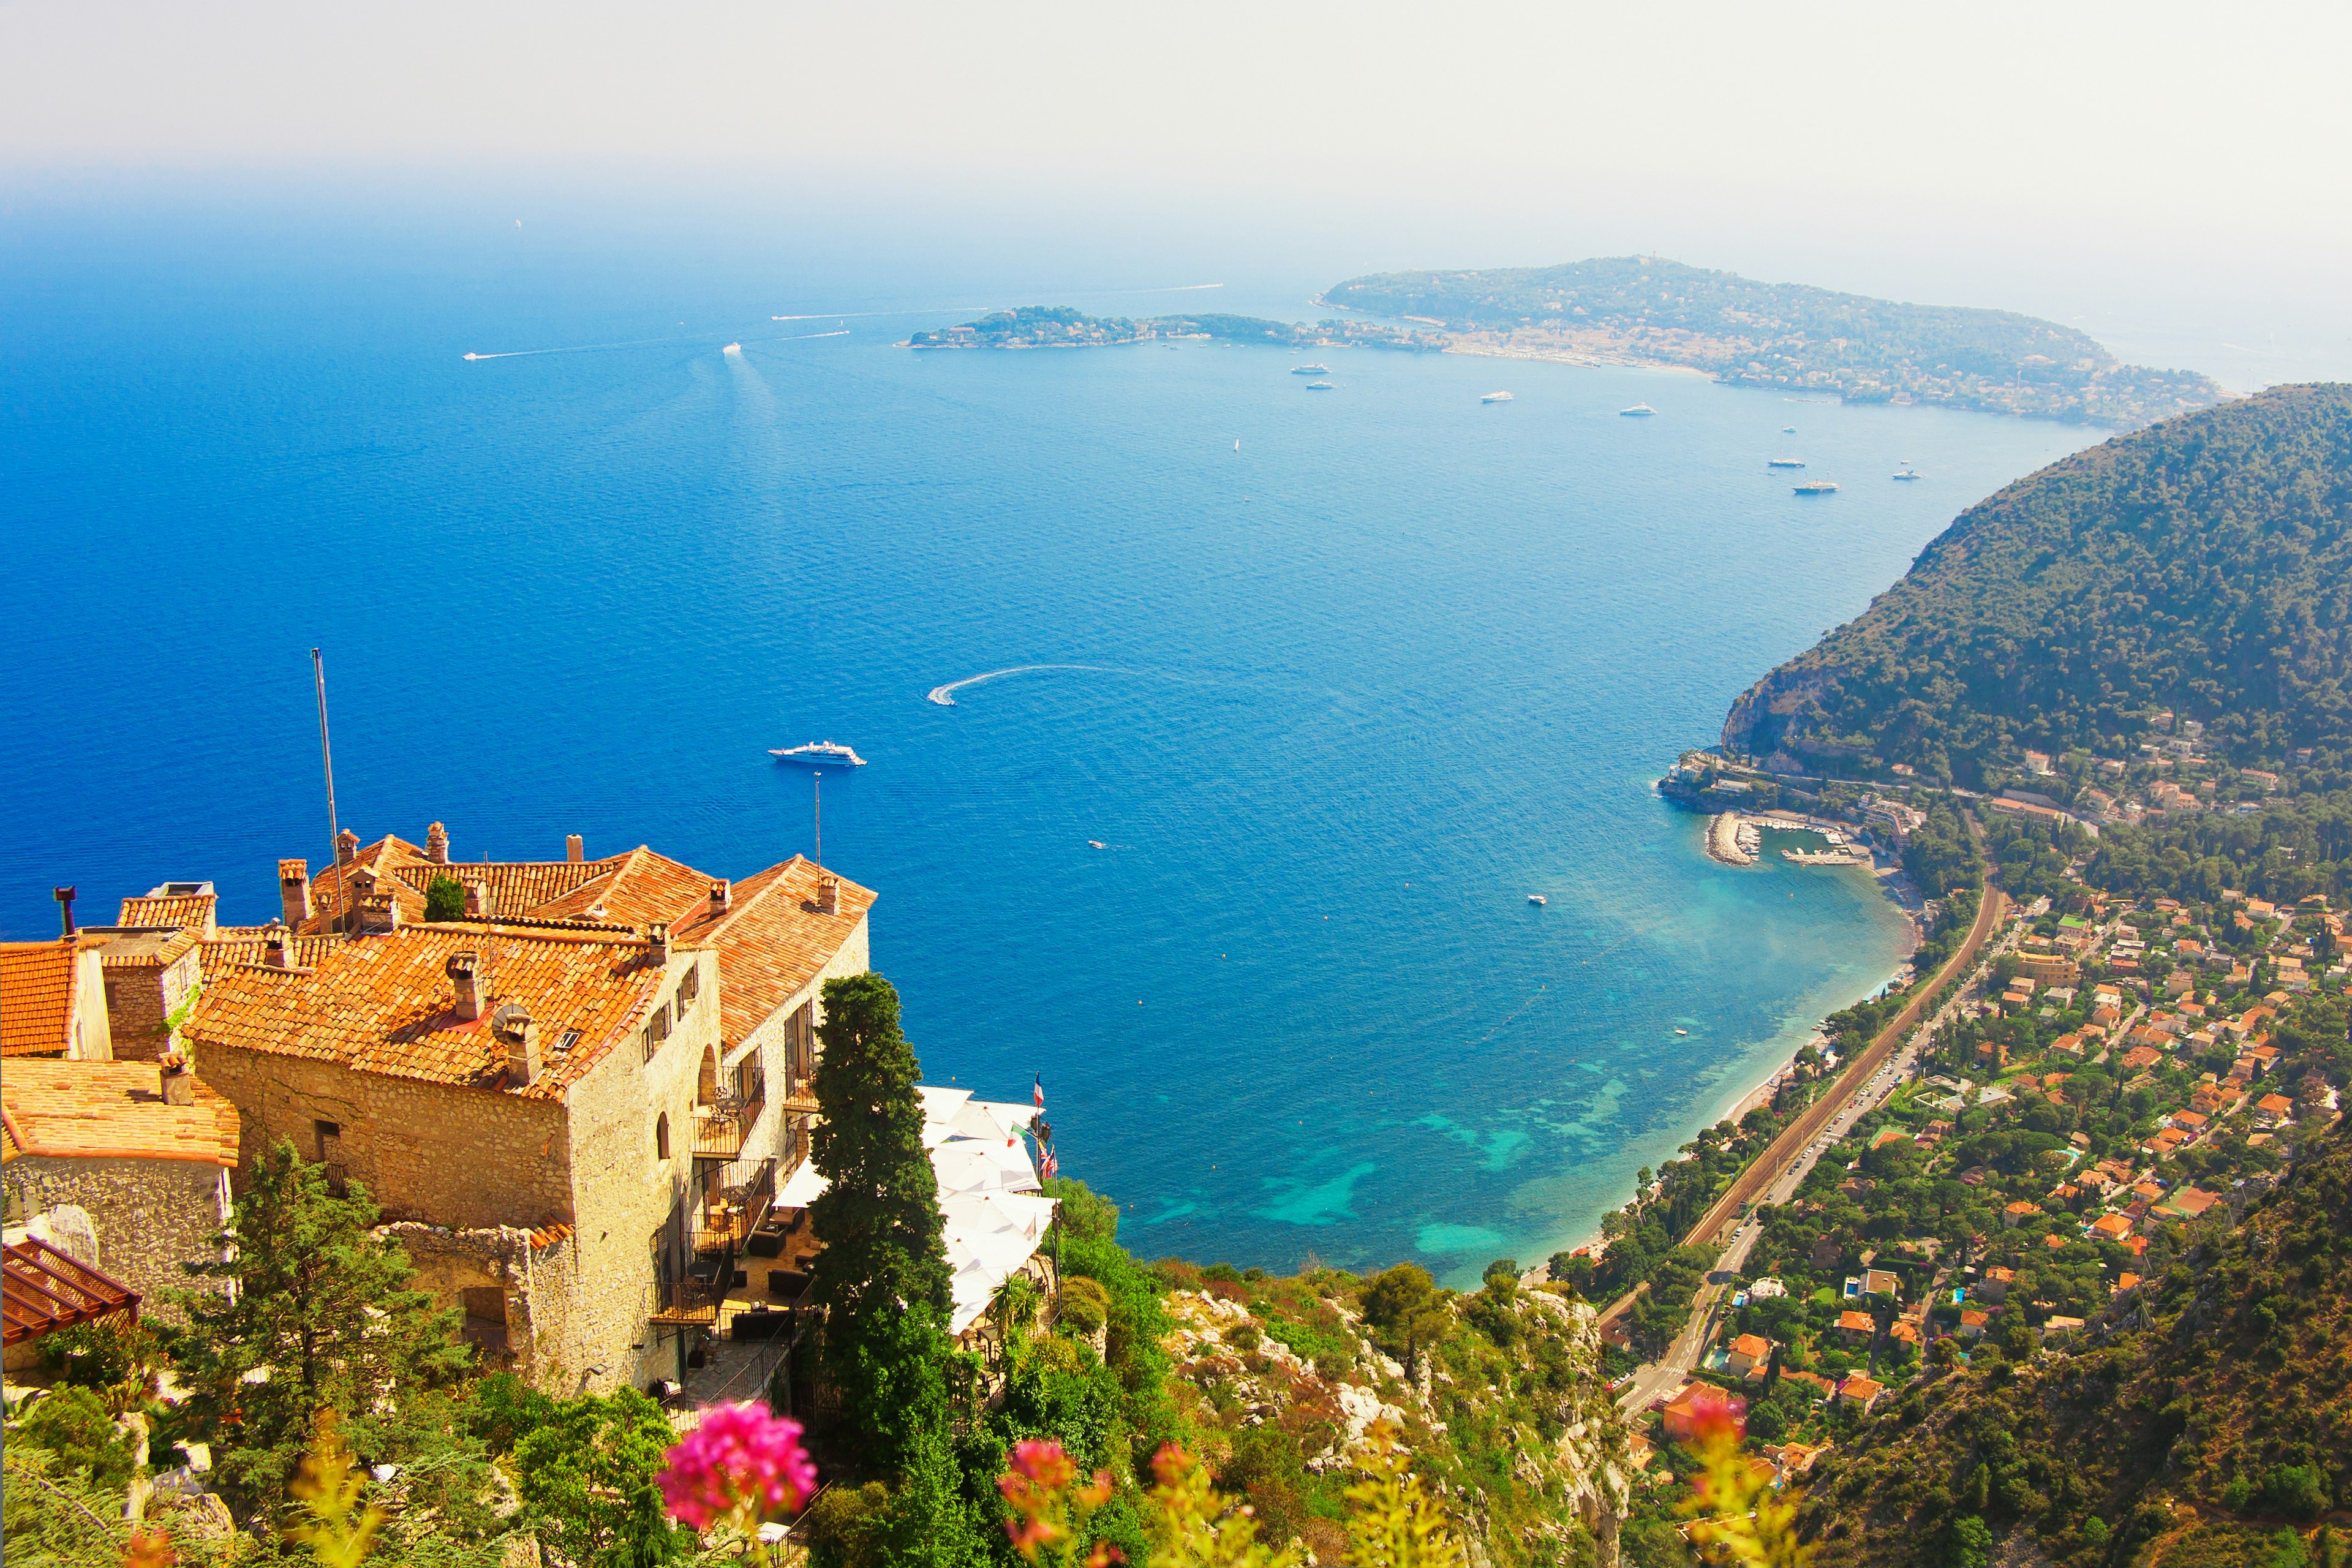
[1306,381,1335,390]
[1793,481,1841,495]
[1768,458,1806,468]
[769,741,866,767]
[1292,363,1331,375]
[1620,404,1657,417]
[1482,391,1515,403]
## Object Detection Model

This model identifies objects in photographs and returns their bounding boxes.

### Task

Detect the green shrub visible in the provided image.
[17,1386,135,1490]
[1059,1275,1111,1335]
[2264,1466,2332,1523]
[423,874,467,922]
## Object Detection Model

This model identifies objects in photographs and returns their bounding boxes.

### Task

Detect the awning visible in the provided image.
[3,1238,140,1346]
[775,1158,830,1210]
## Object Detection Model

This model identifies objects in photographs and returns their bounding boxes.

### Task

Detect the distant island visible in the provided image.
[905,305,1443,352]
[1318,255,2223,428]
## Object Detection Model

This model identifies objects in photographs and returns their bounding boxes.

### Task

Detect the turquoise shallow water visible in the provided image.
[0,201,2097,1282]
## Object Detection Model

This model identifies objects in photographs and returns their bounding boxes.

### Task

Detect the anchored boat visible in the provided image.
[769,741,866,767]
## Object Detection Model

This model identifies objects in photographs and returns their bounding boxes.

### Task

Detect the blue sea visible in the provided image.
[0,192,2098,1283]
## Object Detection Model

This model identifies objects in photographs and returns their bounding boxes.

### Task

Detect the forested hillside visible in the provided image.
[1799,1114,2352,1568]
[1723,386,2352,786]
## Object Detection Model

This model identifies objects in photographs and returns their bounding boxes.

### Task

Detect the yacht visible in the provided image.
[1793,481,1840,495]
[1620,404,1657,417]
[1893,462,1923,480]
[722,342,742,355]
[1768,458,1806,469]
[1292,363,1331,375]
[1781,426,1797,434]
[1528,894,1547,906]
[1306,380,1334,390]
[1482,390,1515,403]
[769,741,867,767]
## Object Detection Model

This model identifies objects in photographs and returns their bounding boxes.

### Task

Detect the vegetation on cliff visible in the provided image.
[1319,257,2218,426]
[1723,387,2352,782]
[1796,1110,2352,1568]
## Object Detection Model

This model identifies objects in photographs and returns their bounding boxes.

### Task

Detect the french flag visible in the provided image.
[1033,1074,1046,1109]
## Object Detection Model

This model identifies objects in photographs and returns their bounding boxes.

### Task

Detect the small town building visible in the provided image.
[1724,1332,1773,1376]
[1838,1375,1885,1412]
[1836,1309,1875,1345]
[1,938,115,1061]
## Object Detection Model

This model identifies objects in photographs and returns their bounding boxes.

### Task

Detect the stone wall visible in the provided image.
[559,946,722,1395]
[102,947,200,1063]
[196,1048,573,1230]
[1,1155,232,1323]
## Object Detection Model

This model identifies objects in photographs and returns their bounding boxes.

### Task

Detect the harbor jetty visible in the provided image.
[1706,810,1871,869]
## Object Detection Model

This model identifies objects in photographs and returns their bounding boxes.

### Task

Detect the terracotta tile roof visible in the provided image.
[528,1222,576,1250]
[299,837,430,934]
[672,858,876,1048]
[114,892,219,934]
[94,929,203,970]
[1,941,80,1057]
[388,858,614,919]
[1,1060,240,1166]
[186,924,668,1101]
[530,846,716,927]
[198,933,345,982]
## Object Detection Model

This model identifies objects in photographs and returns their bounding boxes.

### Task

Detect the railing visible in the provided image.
[647,1278,723,1325]
[692,1159,777,1257]
[693,1091,765,1162]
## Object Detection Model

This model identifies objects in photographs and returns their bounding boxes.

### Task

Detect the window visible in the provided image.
[655,1112,671,1161]
[650,1003,671,1042]
[680,967,699,1004]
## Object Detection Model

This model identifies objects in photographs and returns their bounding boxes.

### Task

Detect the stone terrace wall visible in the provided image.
[1,1155,232,1323]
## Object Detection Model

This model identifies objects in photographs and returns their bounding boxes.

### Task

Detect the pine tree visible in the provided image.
[169,1139,475,1512]
[807,971,954,1466]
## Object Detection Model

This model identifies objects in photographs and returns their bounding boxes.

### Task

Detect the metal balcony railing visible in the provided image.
[646,1278,723,1325]
[693,1091,764,1163]
[691,1159,777,1258]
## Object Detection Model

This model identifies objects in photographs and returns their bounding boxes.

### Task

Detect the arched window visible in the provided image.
[655,1112,671,1161]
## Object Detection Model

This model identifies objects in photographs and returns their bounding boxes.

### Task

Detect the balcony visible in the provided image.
[692,1159,777,1258]
[693,1091,764,1163]
[646,1278,723,1326]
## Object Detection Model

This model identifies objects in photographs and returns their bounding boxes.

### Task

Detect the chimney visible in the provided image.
[565,834,584,864]
[709,880,731,915]
[279,859,313,925]
[816,874,840,916]
[53,886,77,937]
[647,922,672,967]
[336,828,359,865]
[426,822,450,865]
[463,880,490,919]
[448,951,487,1020]
[356,881,399,935]
[494,1001,541,1087]
[270,925,296,969]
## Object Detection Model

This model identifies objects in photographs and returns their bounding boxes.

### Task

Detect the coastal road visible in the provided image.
[1610,894,2010,1414]
[1600,864,2008,1349]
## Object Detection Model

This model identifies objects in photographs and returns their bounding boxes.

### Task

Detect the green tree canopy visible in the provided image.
[168,1139,475,1511]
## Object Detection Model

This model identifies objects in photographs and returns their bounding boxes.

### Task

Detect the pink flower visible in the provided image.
[1008,1439,1078,1488]
[658,1404,818,1531]
[1684,1387,1747,1446]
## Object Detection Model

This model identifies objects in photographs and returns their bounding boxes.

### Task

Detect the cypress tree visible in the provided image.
[807,971,954,1466]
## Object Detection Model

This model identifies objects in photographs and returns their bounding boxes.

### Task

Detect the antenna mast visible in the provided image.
[813,772,822,869]
[312,649,345,937]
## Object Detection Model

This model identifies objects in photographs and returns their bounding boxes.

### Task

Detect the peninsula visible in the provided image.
[1317,255,2222,428]
[905,305,1442,352]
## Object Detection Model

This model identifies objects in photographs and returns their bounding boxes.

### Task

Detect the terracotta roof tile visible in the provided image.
[387,858,616,919]
[299,838,429,935]
[530,846,715,927]
[673,858,876,1048]
[94,929,203,970]
[1,941,80,1057]
[186,924,668,1101]
[2,1060,240,1166]
[198,933,345,982]
[115,893,217,935]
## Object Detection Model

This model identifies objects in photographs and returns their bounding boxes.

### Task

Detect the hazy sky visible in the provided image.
[7,1,2350,377]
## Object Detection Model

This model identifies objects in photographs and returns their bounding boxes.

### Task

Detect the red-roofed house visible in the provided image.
[1,939,114,1061]
[1725,1332,1773,1376]
[183,827,880,1396]
[1836,1309,1876,1345]
[1839,1375,1885,1412]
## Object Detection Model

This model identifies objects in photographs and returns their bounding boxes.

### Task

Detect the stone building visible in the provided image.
[1,1058,239,1317]
[1,937,115,1061]
[178,825,874,1396]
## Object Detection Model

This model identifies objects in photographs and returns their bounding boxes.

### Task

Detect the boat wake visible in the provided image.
[464,329,848,362]
[925,664,1127,706]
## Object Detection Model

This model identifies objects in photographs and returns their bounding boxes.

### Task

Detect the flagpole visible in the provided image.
[312,649,345,937]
